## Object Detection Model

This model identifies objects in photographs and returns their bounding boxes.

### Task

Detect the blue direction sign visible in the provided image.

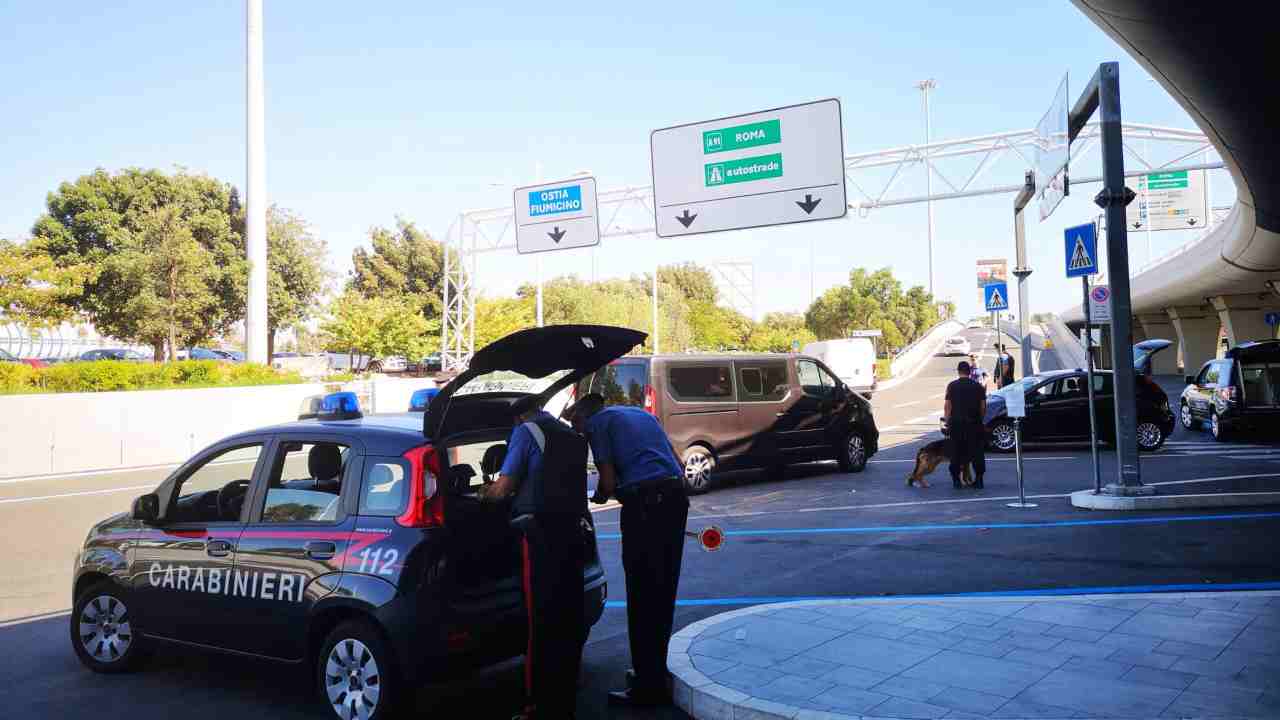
[1266,312,1279,327]
[983,282,1010,312]
[1064,222,1099,278]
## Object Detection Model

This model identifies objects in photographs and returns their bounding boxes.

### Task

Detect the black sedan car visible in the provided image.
[1181,339,1280,441]
[984,365,1175,452]
[71,324,644,719]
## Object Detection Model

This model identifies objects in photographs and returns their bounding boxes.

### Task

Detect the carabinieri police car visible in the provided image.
[71,325,647,720]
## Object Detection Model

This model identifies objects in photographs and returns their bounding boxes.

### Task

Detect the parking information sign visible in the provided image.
[514,176,600,255]
[1064,222,1099,278]
[984,282,1010,312]
[1088,284,1112,324]
[650,99,846,237]
[1005,386,1026,418]
[1125,170,1207,231]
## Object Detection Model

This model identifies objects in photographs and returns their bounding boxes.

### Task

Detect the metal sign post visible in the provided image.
[1064,219,1103,493]
[1005,386,1035,508]
[1083,276,1101,493]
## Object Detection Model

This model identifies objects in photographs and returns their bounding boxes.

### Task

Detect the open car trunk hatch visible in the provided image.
[424,325,647,439]
[1133,339,1172,376]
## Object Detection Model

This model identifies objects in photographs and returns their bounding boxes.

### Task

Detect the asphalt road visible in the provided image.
[2,324,1277,719]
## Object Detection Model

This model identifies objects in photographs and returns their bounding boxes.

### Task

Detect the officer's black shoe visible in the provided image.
[952,477,962,489]
[608,687,669,707]
[974,477,984,489]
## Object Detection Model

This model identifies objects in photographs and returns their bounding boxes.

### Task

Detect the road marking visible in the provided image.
[929,392,946,399]
[0,463,178,485]
[602,580,1280,608]
[0,484,158,505]
[905,412,942,425]
[869,456,1075,464]
[0,610,71,628]
[894,401,923,408]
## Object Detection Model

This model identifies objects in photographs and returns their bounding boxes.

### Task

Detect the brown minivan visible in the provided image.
[573,354,879,494]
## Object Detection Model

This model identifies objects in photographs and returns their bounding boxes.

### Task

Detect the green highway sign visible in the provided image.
[705,153,783,187]
[703,119,781,154]
[1144,170,1189,190]
[1126,169,1206,232]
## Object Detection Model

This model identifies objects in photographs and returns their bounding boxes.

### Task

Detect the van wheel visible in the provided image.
[317,619,400,720]
[70,581,148,673]
[837,432,868,473]
[682,446,715,495]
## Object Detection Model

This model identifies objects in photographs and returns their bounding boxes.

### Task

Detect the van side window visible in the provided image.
[737,362,788,402]
[668,364,734,402]
[797,360,825,397]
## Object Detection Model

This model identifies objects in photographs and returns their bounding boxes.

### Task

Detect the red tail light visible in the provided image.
[1217,387,1238,403]
[643,385,656,415]
[398,445,444,528]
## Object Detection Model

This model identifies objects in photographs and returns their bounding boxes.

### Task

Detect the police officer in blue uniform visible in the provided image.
[480,396,588,720]
[568,392,687,707]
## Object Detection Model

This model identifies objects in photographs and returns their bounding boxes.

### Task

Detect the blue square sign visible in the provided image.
[983,282,1009,312]
[1065,222,1099,278]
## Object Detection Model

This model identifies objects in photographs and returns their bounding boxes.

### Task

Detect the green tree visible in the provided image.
[747,312,816,353]
[264,208,329,358]
[348,219,460,321]
[804,267,937,354]
[321,291,435,362]
[31,168,245,356]
[0,239,93,329]
[658,263,719,306]
[475,296,535,347]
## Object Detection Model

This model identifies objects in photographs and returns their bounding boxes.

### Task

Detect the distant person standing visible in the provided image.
[568,393,687,708]
[994,344,1016,388]
[968,354,989,391]
[944,360,987,489]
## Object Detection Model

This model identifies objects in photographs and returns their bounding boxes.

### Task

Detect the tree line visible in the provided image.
[2,167,951,364]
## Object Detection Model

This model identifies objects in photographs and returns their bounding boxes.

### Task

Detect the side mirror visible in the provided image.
[1185,375,1196,385]
[131,493,160,523]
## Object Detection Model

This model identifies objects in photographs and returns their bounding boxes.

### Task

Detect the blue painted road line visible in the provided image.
[594,511,1280,540]
[601,580,1280,609]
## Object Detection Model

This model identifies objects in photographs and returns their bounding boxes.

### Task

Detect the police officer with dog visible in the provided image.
[944,360,988,489]
[480,396,588,720]
[568,392,688,708]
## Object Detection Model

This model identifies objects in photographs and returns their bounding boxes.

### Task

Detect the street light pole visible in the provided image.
[244,0,268,364]
[916,79,937,296]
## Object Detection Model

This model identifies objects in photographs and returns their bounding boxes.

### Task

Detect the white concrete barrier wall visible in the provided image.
[888,319,965,380]
[0,376,437,480]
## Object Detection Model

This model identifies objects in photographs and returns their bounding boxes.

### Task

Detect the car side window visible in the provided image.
[667,364,734,402]
[176,444,265,500]
[797,360,824,397]
[1057,376,1085,398]
[1093,373,1113,394]
[359,458,409,516]
[1032,382,1055,399]
[736,362,788,402]
[168,443,265,523]
[258,441,351,523]
[815,364,840,396]
[1203,363,1221,386]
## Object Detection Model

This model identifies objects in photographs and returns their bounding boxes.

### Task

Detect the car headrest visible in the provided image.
[308,444,343,481]
[368,464,395,487]
[481,444,508,476]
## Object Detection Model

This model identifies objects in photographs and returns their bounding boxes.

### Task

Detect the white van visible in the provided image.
[802,338,878,399]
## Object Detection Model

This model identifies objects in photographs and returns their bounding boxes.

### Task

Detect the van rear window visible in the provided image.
[576,362,648,407]
[668,364,734,402]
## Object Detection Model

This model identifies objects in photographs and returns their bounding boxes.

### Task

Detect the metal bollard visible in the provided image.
[1006,418,1037,508]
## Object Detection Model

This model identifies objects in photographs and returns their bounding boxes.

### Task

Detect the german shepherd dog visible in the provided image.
[906,439,974,488]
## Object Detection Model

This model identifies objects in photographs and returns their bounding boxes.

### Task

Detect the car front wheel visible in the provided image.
[988,420,1017,452]
[682,446,715,495]
[1180,402,1195,430]
[1136,421,1166,451]
[318,620,399,720]
[837,431,868,473]
[70,581,147,673]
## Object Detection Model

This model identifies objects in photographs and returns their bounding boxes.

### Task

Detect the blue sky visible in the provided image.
[0,1,1232,322]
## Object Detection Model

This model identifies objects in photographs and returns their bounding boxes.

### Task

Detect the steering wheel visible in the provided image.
[217,480,251,520]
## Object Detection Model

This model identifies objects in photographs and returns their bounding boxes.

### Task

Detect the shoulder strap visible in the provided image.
[522,421,546,453]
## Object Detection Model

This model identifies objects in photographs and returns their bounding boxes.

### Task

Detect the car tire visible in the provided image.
[682,445,715,495]
[1210,410,1230,442]
[317,619,400,720]
[1179,401,1196,430]
[367,361,383,374]
[837,431,868,473]
[1136,421,1166,451]
[987,420,1017,453]
[70,581,148,674]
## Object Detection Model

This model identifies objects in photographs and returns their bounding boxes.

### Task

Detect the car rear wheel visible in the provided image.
[837,431,868,473]
[1136,421,1166,451]
[1180,402,1195,430]
[318,620,399,720]
[682,446,715,495]
[70,581,147,673]
[1210,410,1230,442]
[988,420,1016,453]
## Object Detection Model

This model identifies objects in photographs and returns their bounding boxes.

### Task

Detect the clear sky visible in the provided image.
[0,1,1232,323]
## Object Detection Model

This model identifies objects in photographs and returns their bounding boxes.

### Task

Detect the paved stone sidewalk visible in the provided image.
[667,591,1280,719]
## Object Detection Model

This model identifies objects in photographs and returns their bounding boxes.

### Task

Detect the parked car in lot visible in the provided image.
[943,336,971,356]
[407,353,443,374]
[0,348,47,368]
[79,348,148,362]
[1181,339,1280,441]
[573,353,879,494]
[984,366,1175,452]
[70,325,631,720]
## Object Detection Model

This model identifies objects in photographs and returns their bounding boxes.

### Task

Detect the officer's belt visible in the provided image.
[614,477,683,506]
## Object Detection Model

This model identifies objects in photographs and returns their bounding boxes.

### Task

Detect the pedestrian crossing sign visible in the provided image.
[1064,222,1099,278]
[983,281,1009,311]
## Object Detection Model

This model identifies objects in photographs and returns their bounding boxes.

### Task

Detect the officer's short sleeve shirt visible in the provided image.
[946,378,985,425]
[585,406,681,489]
[499,411,554,483]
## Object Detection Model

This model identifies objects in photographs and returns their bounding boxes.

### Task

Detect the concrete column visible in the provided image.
[1137,314,1180,374]
[1210,294,1280,346]
[1131,319,1148,343]
[1167,305,1220,373]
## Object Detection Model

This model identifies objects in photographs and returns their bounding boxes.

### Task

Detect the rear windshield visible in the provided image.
[575,361,649,407]
[1240,363,1280,407]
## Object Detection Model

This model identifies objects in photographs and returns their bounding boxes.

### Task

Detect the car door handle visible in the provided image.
[776,411,787,417]
[305,541,337,560]
[206,539,233,557]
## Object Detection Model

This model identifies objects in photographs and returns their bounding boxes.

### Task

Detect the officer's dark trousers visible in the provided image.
[619,483,689,695]
[948,421,986,482]
[519,514,585,719]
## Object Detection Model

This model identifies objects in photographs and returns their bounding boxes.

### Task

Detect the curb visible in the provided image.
[1070,489,1280,510]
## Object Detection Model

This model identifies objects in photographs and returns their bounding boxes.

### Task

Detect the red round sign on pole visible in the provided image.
[1090,286,1110,304]
[697,526,725,552]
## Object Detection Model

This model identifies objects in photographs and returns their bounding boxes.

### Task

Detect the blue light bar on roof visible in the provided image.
[409,387,439,412]
[318,391,361,420]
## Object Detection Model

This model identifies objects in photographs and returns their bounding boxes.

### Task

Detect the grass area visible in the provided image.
[0,360,304,395]
[875,358,892,379]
